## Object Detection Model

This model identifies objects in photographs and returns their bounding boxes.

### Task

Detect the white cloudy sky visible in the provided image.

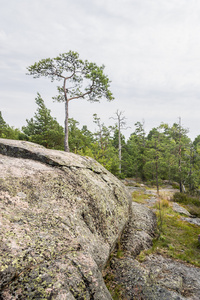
[1,0,200,140]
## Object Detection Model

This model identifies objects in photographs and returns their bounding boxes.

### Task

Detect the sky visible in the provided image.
[1,0,200,141]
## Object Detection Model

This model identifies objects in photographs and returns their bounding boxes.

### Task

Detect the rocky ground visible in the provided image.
[104,181,200,300]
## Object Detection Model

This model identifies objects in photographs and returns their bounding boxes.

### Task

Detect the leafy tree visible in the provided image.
[0,112,7,137]
[143,122,192,191]
[22,93,64,149]
[27,51,114,152]
[125,121,147,179]
[124,120,196,191]
[193,135,200,149]
[123,134,139,178]
[92,114,119,175]
[93,114,114,151]
[145,127,168,193]
[0,111,25,140]
[158,123,177,183]
[81,125,94,146]
[68,119,94,153]
[192,135,200,190]
[169,121,191,192]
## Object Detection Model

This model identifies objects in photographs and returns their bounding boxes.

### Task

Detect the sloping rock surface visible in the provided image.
[106,186,200,300]
[0,139,131,299]
[172,203,192,216]
[109,254,200,300]
[121,202,157,256]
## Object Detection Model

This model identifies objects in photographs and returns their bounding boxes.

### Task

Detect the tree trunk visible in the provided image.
[64,99,70,152]
[155,138,159,195]
[156,157,159,195]
[179,146,182,192]
[118,125,122,174]
[178,117,182,193]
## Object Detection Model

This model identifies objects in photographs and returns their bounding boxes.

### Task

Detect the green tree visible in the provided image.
[145,127,168,193]
[169,121,191,192]
[125,121,146,179]
[0,111,25,140]
[27,51,114,152]
[193,135,200,149]
[0,112,7,137]
[92,114,119,175]
[22,93,64,149]
[93,114,113,151]
[68,119,94,153]
[191,141,200,193]
[158,123,177,183]
[143,122,191,191]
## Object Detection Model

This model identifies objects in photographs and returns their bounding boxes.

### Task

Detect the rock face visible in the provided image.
[1,139,200,300]
[108,254,200,300]
[0,139,131,299]
[121,202,157,256]
[172,203,192,216]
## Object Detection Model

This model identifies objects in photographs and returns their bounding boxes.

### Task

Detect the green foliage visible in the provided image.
[172,182,180,189]
[22,93,64,150]
[152,214,200,266]
[123,121,200,193]
[125,122,146,179]
[90,114,119,175]
[0,111,7,134]
[27,51,114,151]
[137,191,200,267]
[3,101,200,187]
[27,51,114,103]
[132,190,151,204]
[0,111,26,140]
[104,272,123,300]
[68,119,94,153]
[173,192,200,207]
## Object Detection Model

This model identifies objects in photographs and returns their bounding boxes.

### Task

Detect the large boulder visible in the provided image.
[0,139,131,299]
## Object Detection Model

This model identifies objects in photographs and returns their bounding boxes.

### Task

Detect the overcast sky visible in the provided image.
[1,0,200,141]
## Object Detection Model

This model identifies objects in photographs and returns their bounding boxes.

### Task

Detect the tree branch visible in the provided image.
[68,88,93,101]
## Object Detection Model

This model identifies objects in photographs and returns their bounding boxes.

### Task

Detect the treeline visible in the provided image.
[1,93,200,194]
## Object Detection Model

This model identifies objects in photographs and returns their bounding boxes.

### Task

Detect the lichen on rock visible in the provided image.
[0,139,131,299]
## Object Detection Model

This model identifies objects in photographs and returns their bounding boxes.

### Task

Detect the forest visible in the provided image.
[1,92,200,195]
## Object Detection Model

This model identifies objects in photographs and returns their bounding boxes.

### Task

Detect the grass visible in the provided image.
[135,192,200,267]
[173,192,200,217]
[132,190,152,204]
[104,272,124,300]
[144,214,200,267]
[173,192,200,206]
[104,186,200,299]
[186,205,200,217]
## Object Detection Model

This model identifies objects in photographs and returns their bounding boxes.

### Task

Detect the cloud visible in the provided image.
[1,0,200,141]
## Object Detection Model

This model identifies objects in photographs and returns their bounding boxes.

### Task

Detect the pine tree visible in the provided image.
[22,93,64,149]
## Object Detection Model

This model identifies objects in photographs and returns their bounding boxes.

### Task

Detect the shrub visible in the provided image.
[186,205,200,218]
[173,192,200,207]
[172,182,179,189]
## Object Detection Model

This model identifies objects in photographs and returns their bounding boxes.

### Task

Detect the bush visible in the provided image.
[187,205,200,218]
[172,182,180,189]
[173,192,200,207]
